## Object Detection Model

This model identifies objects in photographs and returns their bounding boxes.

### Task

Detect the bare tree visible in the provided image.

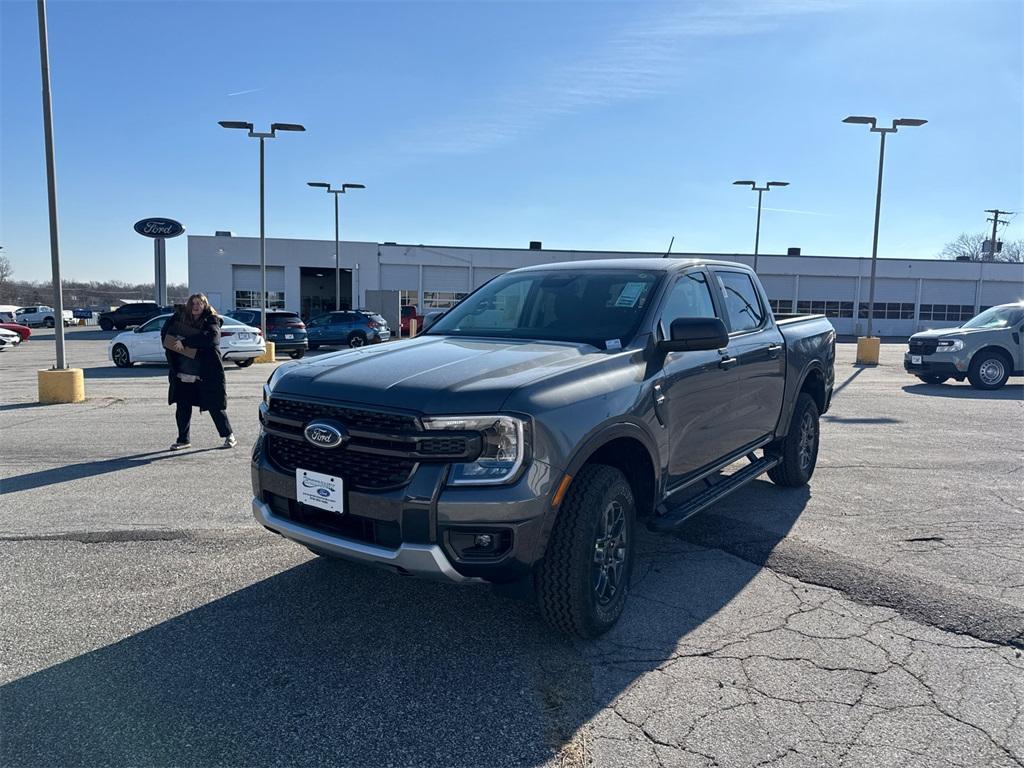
[939,232,1023,263]
[0,253,12,285]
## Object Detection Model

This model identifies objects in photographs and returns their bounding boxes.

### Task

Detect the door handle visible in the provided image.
[719,356,738,370]
[767,344,783,358]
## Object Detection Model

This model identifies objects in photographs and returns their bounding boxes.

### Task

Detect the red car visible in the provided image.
[0,323,31,341]
[400,305,423,336]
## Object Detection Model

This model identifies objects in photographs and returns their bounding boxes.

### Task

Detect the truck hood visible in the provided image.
[272,335,599,413]
[910,326,996,340]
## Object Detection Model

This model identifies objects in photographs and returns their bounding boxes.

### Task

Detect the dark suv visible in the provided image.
[98,303,174,331]
[305,310,391,349]
[229,309,309,359]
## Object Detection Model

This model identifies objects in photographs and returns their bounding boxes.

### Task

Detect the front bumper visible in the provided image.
[251,435,558,583]
[903,352,967,378]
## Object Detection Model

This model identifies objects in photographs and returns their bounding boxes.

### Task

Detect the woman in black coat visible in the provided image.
[161,293,236,450]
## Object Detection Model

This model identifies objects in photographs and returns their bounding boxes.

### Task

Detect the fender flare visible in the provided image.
[776,361,827,438]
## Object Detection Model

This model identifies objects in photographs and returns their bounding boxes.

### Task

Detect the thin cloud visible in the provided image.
[405,0,846,155]
[226,88,262,97]
[752,206,833,217]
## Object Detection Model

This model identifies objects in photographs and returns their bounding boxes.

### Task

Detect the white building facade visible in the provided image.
[187,234,1024,338]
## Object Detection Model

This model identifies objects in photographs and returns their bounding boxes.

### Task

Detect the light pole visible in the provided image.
[307,181,365,311]
[219,120,305,342]
[732,180,789,273]
[843,116,926,347]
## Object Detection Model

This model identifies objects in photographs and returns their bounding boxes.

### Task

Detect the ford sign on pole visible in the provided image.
[134,218,184,306]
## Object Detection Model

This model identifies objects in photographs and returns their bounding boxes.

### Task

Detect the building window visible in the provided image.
[919,304,975,322]
[422,290,468,309]
[234,290,284,310]
[768,299,793,314]
[858,302,916,320]
[399,290,419,309]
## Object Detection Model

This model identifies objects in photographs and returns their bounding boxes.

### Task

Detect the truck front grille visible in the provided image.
[266,434,417,490]
[909,339,938,355]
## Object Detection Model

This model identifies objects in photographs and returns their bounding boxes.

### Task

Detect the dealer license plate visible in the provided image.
[911,355,922,364]
[239,332,252,341]
[284,333,294,339]
[296,469,344,514]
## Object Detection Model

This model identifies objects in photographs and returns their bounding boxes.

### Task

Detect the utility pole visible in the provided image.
[984,209,1013,261]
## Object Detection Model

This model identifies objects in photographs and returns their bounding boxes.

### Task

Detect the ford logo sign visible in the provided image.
[134,218,185,239]
[303,420,348,449]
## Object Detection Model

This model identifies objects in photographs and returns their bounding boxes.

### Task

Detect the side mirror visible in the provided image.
[658,317,729,353]
[421,311,447,332]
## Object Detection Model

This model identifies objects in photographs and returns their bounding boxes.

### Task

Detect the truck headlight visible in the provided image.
[422,415,529,485]
[936,338,964,352]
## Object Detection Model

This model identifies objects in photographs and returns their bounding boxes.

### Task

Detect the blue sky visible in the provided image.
[2,0,1022,284]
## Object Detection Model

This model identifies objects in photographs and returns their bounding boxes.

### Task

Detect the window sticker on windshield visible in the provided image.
[615,282,648,307]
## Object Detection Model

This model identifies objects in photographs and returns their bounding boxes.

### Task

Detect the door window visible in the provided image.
[659,271,717,337]
[138,316,166,333]
[715,271,766,333]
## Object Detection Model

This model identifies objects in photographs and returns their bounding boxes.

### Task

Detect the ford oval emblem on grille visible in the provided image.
[303,420,348,449]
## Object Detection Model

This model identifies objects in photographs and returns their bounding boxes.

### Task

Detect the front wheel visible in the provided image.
[290,349,306,359]
[44,317,55,328]
[111,344,133,368]
[99,319,114,331]
[235,358,255,368]
[535,464,636,638]
[917,374,949,385]
[967,350,1010,390]
[767,392,820,487]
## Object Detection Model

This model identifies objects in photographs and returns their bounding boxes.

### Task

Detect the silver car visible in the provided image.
[905,302,1024,389]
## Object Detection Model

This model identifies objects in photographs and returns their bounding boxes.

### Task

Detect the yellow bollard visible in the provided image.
[409,318,418,338]
[855,336,880,365]
[38,368,86,404]
[255,340,277,364]
[78,318,86,326]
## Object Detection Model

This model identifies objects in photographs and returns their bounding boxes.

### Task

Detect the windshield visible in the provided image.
[961,305,1024,330]
[426,269,662,346]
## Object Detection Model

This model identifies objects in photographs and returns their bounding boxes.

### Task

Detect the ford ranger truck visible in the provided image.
[905,302,1023,390]
[253,259,836,637]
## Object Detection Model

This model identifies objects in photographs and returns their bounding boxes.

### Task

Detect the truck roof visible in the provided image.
[513,257,749,273]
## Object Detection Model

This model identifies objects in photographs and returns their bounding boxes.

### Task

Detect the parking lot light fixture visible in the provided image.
[733,179,790,273]
[843,115,927,348]
[219,120,305,342]
[307,181,366,312]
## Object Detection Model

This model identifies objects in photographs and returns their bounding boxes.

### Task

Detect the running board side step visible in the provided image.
[647,455,781,533]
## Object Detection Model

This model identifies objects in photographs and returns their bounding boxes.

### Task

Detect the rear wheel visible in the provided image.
[535,464,635,638]
[768,392,820,487]
[99,319,114,331]
[111,344,133,368]
[347,332,367,348]
[967,350,1010,390]
[917,374,949,385]
[235,358,255,368]
[290,349,306,359]
[44,316,55,328]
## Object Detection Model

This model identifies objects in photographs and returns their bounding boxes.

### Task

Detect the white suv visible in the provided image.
[14,306,73,328]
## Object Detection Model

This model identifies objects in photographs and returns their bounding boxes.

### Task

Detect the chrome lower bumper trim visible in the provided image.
[252,497,480,583]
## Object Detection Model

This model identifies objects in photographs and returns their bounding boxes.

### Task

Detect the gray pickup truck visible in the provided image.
[905,302,1024,390]
[253,259,835,637]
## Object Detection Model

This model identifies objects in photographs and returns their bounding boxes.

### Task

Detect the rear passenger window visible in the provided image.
[715,271,766,333]
[659,272,717,336]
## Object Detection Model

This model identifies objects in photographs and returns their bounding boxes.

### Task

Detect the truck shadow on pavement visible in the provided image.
[0,482,809,767]
[901,383,1024,400]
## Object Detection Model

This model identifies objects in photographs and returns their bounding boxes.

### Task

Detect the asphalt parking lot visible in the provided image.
[2,328,1022,768]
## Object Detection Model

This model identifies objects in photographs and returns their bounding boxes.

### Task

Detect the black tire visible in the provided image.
[535,464,636,639]
[111,344,133,368]
[290,349,306,360]
[308,343,320,351]
[967,349,1011,390]
[767,392,820,488]
[44,316,55,328]
[99,319,114,331]
[235,358,255,368]
[917,374,949,385]
[347,332,367,348]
